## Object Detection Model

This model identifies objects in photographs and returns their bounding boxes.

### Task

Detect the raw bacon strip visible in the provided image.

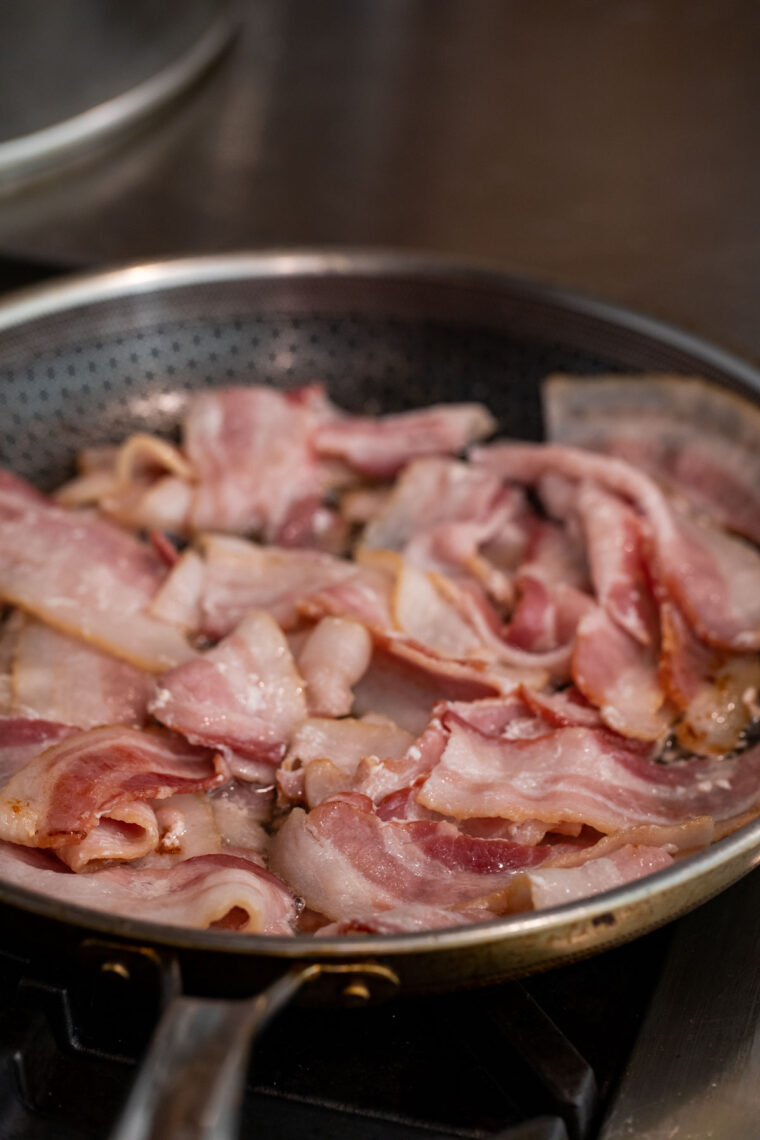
[314,402,497,477]
[575,482,657,645]
[148,548,205,632]
[0,716,78,784]
[374,786,443,822]
[0,843,297,934]
[0,469,194,672]
[519,685,604,729]
[515,507,590,596]
[150,611,307,764]
[284,711,417,775]
[361,457,505,550]
[278,715,415,806]
[501,573,593,665]
[360,457,519,596]
[664,508,760,651]
[0,726,225,853]
[354,713,451,804]
[544,818,715,863]
[316,906,472,934]
[435,573,585,679]
[298,558,395,631]
[12,619,153,729]
[57,801,160,872]
[572,607,672,741]
[296,617,372,717]
[392,562,485,659]
[59,434,197,533]
[417,722,760,832]
[440,694,543,740]
[269,797,551,920]
[101,476,193,534]
[150,536,357,639]
[544,374,760,544]
[461,817,552,845]
[473,442,760,651]
[506,845,674,912]
[185,385,344,538]
[505,576,559,653]
[225,753,283,785]
[659,602,760,755]
[358,694,573,817]
[273,497,349,557]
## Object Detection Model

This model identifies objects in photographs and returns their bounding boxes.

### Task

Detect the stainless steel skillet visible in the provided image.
[0,250,759,1139]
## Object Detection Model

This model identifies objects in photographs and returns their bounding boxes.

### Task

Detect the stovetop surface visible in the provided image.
[0,926,671,1140]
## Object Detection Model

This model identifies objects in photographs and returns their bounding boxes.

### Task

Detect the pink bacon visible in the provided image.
[269,796,552,921]
[0,726,225,860]
[314,402,497,477]
[416,721,760,833]
[150,610,307,764]
[473,442,760,652]
[0,843,296,934]
[0,469,193,672]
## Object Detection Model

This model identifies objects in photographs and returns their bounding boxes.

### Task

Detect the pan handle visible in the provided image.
[108,961,399,1140]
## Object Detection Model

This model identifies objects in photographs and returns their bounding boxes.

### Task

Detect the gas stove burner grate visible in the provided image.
[0,930,669,1140]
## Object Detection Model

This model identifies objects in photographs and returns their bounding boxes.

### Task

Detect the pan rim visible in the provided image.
[0,245,755,388]
[1,246,760,961]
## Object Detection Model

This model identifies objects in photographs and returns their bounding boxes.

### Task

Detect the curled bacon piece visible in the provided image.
[185,385,344,539]
[0,726,225,868]
[659,602,760,756]
[1,376,758,937]
[544,373,760,545]
[314,402,497,477]
[11,618,154,730]
[417,722,760,834]
[0,716,78,785]
[297,617,373,717]
[150,536,358,639]
[0,843,296,934]
[574,482,657,646]
[572,607,672,742]
[506,844,675,912]
[278,714,414,808]
[150,610,307,764]
[269,796,551,922]
[360,456,519,597]
[473,442,760,651]
[0,470,193,672]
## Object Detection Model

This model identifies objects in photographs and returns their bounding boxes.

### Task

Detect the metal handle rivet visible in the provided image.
[101,961,131,980]
[342,981,371,1002]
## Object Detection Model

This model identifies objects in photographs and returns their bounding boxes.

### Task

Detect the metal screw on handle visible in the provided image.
[108,962,400,1140]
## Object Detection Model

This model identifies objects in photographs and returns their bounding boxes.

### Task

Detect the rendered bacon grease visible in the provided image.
[1,376,760,936]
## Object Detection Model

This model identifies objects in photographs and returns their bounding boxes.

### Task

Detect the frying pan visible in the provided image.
[1,251,759,1139]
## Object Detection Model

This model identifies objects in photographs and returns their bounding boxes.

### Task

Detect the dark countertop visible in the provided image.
[1,0,759,361]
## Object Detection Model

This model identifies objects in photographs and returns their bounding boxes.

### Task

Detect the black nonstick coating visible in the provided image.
[3,254,755,491]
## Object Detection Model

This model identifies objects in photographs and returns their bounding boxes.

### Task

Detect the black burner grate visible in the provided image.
[0,928,670,1140]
